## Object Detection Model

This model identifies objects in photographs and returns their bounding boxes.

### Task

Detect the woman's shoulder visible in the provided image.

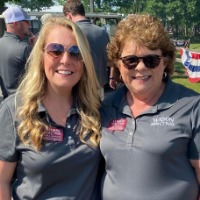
[100,86,127,120]
[0,94,15,106]
[102,85,126,106]
[0,93,21,114]
[166,77,199,99]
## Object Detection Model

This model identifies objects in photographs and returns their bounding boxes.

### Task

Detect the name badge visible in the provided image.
[43,127,64,142]
[107,118,127,131]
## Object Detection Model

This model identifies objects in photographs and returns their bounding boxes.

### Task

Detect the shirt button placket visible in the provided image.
[126,119,135,146]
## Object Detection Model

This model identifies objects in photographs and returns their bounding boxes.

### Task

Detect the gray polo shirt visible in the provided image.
[0,94,101,200]
[76,20,109,87]
[0,32,32,98]
[100,77,200,200]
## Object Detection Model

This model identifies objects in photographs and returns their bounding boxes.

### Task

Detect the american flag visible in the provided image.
[180,48,200,83]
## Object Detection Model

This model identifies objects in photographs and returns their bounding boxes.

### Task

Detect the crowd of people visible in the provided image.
[0,1,200,200]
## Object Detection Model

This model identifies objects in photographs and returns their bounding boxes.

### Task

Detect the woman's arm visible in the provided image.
[0,160,16,200]
[190,159,200,200]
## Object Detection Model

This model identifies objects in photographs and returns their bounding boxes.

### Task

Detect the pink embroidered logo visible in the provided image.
[43,127,64,142]
[107,119,127,131]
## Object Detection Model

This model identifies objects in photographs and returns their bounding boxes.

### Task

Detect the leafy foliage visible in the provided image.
[1,0,54,11]
[1,0,200,37]
[17,0,54,11]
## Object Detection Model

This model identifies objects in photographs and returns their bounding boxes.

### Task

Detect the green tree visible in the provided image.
[0,0,54,11]
[101,0,135,13]
[184,0,200,36]
[145,0,166,19]
[0,1,7,13]
[144,0,200,38]
[18,0,54,11]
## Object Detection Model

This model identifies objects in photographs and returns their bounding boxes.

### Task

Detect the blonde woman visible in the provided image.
[0,17,101,199]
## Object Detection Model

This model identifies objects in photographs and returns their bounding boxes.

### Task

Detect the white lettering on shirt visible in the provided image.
[151,117,174,126]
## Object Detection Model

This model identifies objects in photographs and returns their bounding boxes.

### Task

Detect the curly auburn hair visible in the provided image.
[107,14,176,76]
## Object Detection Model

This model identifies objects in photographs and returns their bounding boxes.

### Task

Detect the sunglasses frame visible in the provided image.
[119,54,163,70]
[44,43,82,61]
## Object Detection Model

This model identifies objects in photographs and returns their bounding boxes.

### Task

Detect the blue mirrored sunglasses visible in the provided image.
[44,43,82,61]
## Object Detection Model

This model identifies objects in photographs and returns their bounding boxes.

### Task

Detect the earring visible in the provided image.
[163,72,167,79]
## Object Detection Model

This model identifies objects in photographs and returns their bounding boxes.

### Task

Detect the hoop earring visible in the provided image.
[163,72,167,79]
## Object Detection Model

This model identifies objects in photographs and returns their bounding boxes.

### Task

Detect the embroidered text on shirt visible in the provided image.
[107,119,127,131]
[151,117,174,126]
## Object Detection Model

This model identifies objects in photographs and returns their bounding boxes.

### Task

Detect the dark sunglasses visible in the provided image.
[44,43,82,61]
[119,54,162,69]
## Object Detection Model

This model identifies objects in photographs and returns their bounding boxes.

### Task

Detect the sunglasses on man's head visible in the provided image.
[119,54,162,70]
[44,43,82,61]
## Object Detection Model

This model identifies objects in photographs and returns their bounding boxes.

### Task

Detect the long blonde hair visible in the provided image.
[16,17,101,150]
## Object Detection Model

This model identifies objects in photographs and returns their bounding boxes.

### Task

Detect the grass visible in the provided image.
[173,77,200,93]
[189,43,200,50]
[172,44,200,93]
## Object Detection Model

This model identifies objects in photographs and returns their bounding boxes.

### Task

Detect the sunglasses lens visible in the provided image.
[45,43,64,58]
[143,55,161,68]
[45,43,82,60]
[121,55,161,69]
[68,46,82,60]
[122,56,138,69]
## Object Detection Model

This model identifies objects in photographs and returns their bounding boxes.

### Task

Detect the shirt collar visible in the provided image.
[76,19,91,24]
[37,100,78,115]
[104,76,180,116]
[4,31,22,40]
[156,76,179,110]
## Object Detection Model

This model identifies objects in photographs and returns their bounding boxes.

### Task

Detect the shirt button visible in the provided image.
[67,124,71,128]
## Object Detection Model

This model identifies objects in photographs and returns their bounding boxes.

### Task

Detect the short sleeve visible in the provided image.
[0,97,18,162]
[189,97,200,160]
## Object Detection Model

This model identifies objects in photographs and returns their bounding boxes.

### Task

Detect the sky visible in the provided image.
[40,5,63,12]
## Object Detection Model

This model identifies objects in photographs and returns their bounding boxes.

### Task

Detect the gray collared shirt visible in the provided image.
[0,32,32,98]
[100,77,200,200]
[76,19,109,87]
[0,94,101,200]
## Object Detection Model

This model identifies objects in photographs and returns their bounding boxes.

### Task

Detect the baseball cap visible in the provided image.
[2,6,30,23]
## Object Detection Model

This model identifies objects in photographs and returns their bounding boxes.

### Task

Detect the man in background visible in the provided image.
[63,0,110,98]
[0,6,32,98]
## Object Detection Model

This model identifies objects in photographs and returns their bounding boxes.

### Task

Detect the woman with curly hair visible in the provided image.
[0,17,101,199]
[100,14,200,200]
